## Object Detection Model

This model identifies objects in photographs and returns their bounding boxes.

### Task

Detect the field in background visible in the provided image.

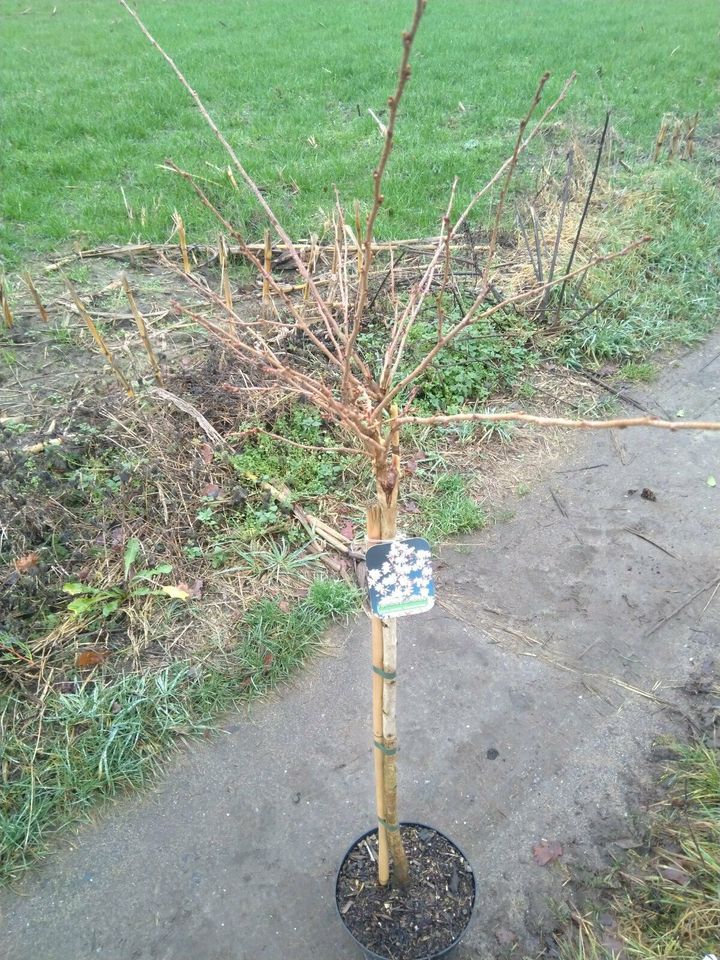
[1,0,718,265]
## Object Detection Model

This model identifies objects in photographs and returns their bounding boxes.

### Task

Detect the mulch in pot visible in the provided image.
[336,823,475,959]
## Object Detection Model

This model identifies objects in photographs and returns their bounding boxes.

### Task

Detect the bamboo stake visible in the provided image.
[0,278,13,329]
[376,408,410,886]
[66,283,134,397]
[121,273,164,386]
[173,210,191,273]
[21,273,49,323]
[367,504,390,886]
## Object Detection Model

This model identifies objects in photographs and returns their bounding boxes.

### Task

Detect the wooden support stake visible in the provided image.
[67,283,134,397]
[368,504,390,886]
[22,273,49,323]
[121,273,164,386]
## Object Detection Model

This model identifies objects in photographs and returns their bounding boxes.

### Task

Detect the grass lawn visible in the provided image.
[1,0,718,265]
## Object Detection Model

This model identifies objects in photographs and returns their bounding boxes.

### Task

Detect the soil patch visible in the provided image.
[336,824,475,960]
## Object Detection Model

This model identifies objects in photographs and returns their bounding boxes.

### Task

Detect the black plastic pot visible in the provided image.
[335,822,476,960]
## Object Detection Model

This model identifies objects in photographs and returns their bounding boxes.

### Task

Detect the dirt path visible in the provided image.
[2,335,719,960]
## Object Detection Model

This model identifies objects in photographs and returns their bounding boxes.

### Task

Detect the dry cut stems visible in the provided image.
[119,0,720,887]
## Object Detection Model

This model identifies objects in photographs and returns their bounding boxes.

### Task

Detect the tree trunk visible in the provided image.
[374,415,410,886]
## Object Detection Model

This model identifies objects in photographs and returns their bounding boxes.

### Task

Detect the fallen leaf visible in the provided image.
[201,483,222,499]
[707,475,717,488]
[263,652,274,670]
[640,487,656,502]
[75,650,108,668]
[338,520,355,540]
[404,453,425,476]
[612,837,644,850]
[110,526,126,548]
[14,552,39,573]
[278,599,291,613]
[658,864,690,885]
[532,840,563,866]
[354,560,367,590]
[176,580,203,601]
[403,499,421,515]
[160,585,190,600]
[199,443,214,465]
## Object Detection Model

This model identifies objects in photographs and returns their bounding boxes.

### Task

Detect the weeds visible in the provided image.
[0,578,358,883]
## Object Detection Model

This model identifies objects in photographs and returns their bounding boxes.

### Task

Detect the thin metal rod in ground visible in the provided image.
[554,111,610,320]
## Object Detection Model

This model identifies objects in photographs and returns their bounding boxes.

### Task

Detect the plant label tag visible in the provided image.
[366,538,435,619]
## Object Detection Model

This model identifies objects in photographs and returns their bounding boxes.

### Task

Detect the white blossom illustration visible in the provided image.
[366,539,434,617]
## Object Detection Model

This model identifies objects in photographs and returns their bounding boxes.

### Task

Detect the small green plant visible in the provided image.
[1,418,32,435]
[62,537,186,619]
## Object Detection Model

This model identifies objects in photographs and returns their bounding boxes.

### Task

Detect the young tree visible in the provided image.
[120,0,720,886]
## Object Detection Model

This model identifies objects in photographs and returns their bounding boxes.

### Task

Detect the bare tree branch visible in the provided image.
[396,411,720,433]
[342,0,428,398]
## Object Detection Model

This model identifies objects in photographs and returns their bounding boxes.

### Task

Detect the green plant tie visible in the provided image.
[373,739,397,756]
[378,817,400,833]
[372,665,396,680]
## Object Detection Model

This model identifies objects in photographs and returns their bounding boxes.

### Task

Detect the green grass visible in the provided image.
[420,473,486,540]
[555,164,720,366]
[0,578,359,883]
[2,0,718,265]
